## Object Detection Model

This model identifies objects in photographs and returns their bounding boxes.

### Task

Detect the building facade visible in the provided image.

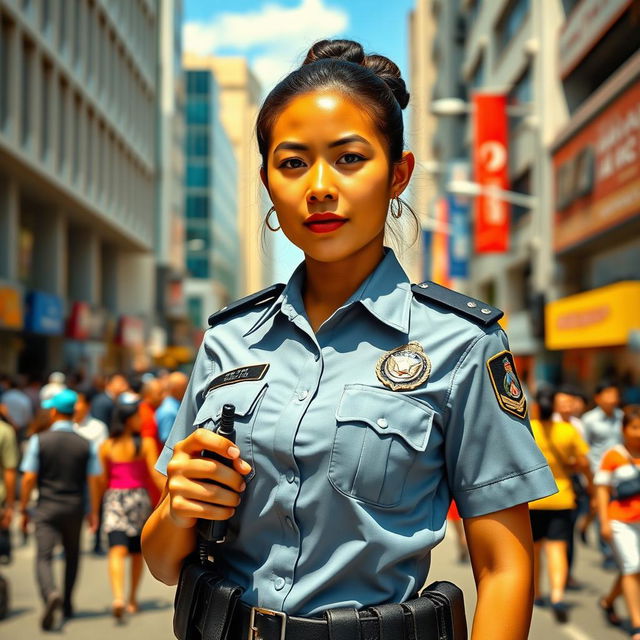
[183,67,239,333]
[183,53,272,297]
[0,0,163,377]
[545,0,640,390]
[416,0,640,392]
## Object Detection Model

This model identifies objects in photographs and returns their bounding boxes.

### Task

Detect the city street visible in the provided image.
[0,521,630,639]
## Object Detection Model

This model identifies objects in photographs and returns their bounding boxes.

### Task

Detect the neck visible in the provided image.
[302,239,385,329]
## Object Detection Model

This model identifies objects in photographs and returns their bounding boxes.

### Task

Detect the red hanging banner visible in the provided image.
[473,93,510,252]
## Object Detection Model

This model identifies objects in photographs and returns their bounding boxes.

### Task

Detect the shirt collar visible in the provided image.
[51,420,74,432]
[245,247,412,336]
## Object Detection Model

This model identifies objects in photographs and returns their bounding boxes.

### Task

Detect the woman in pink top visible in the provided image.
[96,394,164,619]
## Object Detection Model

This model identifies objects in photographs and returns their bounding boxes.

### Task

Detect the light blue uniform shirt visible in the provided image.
[156,396,181,444]
[21,420,102,476]
[157,248,556,615]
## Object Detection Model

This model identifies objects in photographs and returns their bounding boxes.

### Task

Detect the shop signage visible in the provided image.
[0,285,23,330]
[472,93,510,252]
[66,301,91,340]
[545,281,640,350]
[447,161,471,278]
[553,79,640,252]
[559,0,632,78]
[24,291,64,335]
[116,315,145,348]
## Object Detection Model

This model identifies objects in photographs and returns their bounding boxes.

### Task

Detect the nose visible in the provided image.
[306,160,338,203]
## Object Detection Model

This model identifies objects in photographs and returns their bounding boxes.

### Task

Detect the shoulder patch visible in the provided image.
[411,281,503,327]
[208,283,286,327]
[486,350,527,418]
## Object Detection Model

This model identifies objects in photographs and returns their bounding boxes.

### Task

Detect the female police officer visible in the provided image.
[142,39,557,639]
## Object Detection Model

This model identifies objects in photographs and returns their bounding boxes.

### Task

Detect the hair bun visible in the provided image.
[303,39,365,66]
[363,54,410,110]
[302,39,410,110]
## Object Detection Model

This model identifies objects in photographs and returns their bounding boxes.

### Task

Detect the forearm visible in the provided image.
[3,469,16,508]
[141,492,197,585]
[472,568,533,640]
[19,473,37,512]
[596,486,610,524]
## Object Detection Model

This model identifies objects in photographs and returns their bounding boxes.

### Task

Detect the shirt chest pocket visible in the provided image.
[328,384,434,508]
[193,379,268,483]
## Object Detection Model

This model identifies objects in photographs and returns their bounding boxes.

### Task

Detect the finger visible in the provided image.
[175,479,243,508]
[177,428,241,460]
[170,457,247,492]
[170,495,236,522]
[232,457,253,476]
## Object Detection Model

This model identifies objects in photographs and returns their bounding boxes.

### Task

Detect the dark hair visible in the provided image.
[536,385,557,421]
[623,405,640,428]
[595,380,619,396]
[128,374,144,395]
[557,383,587,403]
[256,39,417,245]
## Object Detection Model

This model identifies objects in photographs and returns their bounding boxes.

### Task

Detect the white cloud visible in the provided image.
[183,0,349,91]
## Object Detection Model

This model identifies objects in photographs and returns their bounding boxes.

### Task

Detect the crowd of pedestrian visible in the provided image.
[526,377,640,638]
[0,368,187,631]
[0,368,639,634]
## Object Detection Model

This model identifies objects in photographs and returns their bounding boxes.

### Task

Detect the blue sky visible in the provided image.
[183,0,416,282]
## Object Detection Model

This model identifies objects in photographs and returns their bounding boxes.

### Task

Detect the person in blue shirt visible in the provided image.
[142,39,557,639]
[155,372,189,444]
[20,389,102,630]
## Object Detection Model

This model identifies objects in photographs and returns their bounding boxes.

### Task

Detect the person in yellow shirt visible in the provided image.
[529,386,593,623]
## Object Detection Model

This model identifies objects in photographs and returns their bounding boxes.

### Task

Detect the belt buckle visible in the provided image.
[248,606,287,640]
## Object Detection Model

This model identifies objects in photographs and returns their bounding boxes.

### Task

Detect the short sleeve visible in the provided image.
[0,427,18,469]
[155,336,213,475]
[594,449,620,486]
[571,431,589,458]
[445,327,557,518]
[20,434,40,473]
[87,440,102,476]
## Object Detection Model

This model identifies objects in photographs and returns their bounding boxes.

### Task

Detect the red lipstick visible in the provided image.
[304,212,348,234]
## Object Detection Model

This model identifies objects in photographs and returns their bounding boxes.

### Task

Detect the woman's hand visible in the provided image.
[166,428,252,529]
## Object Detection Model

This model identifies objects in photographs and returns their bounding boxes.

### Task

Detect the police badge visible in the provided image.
[486,350,527,419]
[376,342,431,391]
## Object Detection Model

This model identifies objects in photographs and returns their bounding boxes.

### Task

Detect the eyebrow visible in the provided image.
[273,135,371,154]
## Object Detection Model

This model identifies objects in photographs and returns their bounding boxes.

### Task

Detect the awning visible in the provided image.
[545,281,640,350]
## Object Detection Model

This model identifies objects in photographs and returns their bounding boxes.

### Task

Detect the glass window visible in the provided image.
[186,256,209,279]
[508,64,532,131]
[510,169,531,225]
[470,55,484,89]
[0,18,11,131]
[186,223,210,249]
[41,61,52,160]
[186,129,209,156]
[58,80,66,170]
[187,71,210,95]
[73,94,81,181]
[73,0,81,65]
[187,296,203,328]
[186,100,210,125]
[495,0,529,53]
[21,39,33,146]
[186,195,209,219]
[186,163,209,187]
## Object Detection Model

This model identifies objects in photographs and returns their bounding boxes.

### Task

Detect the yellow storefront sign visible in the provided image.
[545,281,640,350]
[0,287,23,329]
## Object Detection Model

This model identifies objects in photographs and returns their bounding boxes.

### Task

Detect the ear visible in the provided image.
[259,166,270,195]
[389,151,415,198]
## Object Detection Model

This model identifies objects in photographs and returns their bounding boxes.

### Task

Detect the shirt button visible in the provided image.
[376,418,388,429]
[274,577,285,590]
[298,389,309,401]
[286,469,295,483]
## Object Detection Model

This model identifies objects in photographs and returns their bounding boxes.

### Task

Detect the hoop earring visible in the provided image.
[265,206,280,231]
[390,196,403,219]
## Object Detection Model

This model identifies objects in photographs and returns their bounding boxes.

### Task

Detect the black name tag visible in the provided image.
[205,364,269,395]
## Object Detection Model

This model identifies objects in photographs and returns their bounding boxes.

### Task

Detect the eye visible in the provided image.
[278,157,306,169]
[337,153,365,165]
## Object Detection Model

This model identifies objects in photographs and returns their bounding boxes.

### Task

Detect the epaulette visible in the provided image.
[208,283,286,327]
[411,281,503,327]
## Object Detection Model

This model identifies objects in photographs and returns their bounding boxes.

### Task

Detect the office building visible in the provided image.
[183,67,239,333]
[0,0,163,376]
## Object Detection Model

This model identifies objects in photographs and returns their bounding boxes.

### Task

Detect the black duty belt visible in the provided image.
[174,556,467,640]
